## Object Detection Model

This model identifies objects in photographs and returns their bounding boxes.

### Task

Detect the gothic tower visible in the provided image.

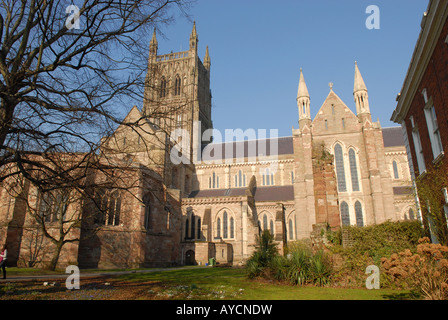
[142,23,213,165]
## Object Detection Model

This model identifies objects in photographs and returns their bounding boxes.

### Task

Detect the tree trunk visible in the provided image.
[47,240,64,271]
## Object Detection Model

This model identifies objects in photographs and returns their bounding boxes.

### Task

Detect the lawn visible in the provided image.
[0,266,415,300]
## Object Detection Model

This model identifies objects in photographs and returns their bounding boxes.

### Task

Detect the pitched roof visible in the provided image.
[188,185,295,202]
[201,136,294,161]
[382,127,405,147]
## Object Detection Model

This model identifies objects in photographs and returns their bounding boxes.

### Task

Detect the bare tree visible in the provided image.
[0,0,193,269]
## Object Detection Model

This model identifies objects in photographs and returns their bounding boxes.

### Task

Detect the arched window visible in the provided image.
[334,144,347,192]
[393,161,400,179]
[349,149,360,191]
[94,189,121,226]
[340,201,350,226]
[174,75,181,96]
[191,214,195,240]
[230,217,234,238]
[263,214,268,231]
[355,201,364,227]
[409,208,415,220]
[223,211,228,239]
[143,193,151,231]
[210,172,219,189]
[288,219,294,240]
[185,218,189,239]
[39,190,69,223]
[216,217,221,238]
[197,218,201,239]
[270,220,274,235]
[262,168,274,186]
[235,170,246,187]
[160,77,167,98]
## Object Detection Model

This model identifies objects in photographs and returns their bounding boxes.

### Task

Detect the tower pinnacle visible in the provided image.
[297,68,311,129]
[353,61,371,117]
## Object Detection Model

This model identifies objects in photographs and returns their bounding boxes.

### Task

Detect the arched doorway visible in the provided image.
[185,250,195,265]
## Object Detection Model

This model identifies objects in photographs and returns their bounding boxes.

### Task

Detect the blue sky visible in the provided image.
[154,0,428,138]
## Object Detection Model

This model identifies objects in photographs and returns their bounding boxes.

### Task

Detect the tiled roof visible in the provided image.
[188,185,295,202]
[201,137,293,161]
[382,127,405,148]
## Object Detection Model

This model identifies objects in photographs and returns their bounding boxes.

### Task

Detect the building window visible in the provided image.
[393,161,400,179]
[410,116,426,174]
[174,75,181,96]
[191,213,196,239]
[262,168,274,186]
[355,201,364,227]
[424,105,443,159]
[291,171,294,184]
[160,77,167,98]
[197,218,201,239]
[143,194,151,231]
[263,214,268,231]
[216,217,221,239]
[235,170,246,188]
[340,201,350,226]
[223,211,228,239]
[288,219,294,240]
[270,220,274,235]
[94,189,121,226]
[216,211,234,239]
[209,172,220,189]
[176,113,183,129]
[409,208,415,220]
[349,149,360,192]
[38,190,69,223]
[334,144,347,192]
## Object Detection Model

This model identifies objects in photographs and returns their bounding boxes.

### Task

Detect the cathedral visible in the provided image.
[0,24,416,269]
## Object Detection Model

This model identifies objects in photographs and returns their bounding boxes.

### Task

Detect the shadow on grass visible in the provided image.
[381,291,420,300]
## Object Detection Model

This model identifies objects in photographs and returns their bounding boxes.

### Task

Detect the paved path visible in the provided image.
[0,266,209,283]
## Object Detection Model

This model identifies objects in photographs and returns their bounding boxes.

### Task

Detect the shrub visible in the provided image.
[327,220,424,287]
[381,237,448,300]
[246,230,278,279]
[246,238,334,287]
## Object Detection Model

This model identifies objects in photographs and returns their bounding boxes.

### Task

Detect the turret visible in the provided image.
[189,21,198,54]
[353,62,371,117]
[297,68,311,130]
[204,46,211,71]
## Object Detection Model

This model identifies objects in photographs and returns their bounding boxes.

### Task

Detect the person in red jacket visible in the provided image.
[0,244,7,279]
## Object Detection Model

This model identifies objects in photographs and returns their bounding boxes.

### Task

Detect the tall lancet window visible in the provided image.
[355,201,364,227]
[160,77,167,98]
[349,149,360,192]
[340,201,350,226]
[174,75,181,96]
[334,144,347,192]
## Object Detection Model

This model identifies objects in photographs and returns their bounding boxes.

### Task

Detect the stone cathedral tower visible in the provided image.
[142,23,213,165]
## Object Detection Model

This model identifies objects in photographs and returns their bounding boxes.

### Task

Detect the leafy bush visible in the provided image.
[246,236,334,287]
[246,230,278,279]
[327,220,424,287]
[381,237,448,299]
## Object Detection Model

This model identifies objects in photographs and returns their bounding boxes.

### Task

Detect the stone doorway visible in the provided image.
[185,250,195,265]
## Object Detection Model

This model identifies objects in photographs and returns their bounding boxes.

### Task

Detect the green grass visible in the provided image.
[115,267,415,300]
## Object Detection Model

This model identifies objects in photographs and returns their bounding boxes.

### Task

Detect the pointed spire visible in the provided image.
[151,28,158,45]
[204,45,211,70]
[189,21,198,52]
[190,21,198,40]
[297,68,310,99]
[353,61,367,93]
[297,68,311,128]
[149,28,158,56]
[353,61,371,116]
